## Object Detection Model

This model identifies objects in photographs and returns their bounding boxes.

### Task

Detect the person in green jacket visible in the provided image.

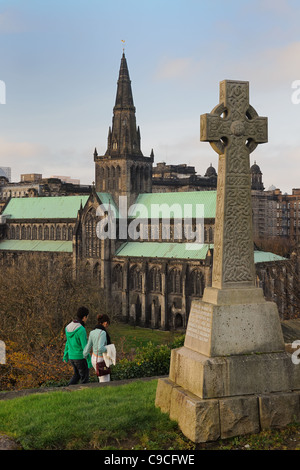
[63,306,92,385]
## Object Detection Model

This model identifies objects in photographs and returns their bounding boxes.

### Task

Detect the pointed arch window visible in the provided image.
[149,267,162,292]
[10,226,15,239]
[112,264,123,289]
[189,269,204,297]
[129,265,142,291]
[38,225,43,240]
[44,226,49,240]
[32,226,37,239]
[85,209,100,258]
[168,268,181,294]
[68,226,73,241]
[56,226,61,240]
[50,226,55,240]
[62,225,67,240]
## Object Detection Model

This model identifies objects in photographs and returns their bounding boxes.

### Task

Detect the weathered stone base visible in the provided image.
[156,345,300,442]
[155,377,300,443]
[169,346,300,399]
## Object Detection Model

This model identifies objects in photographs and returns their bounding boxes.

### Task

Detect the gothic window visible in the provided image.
[27,226,31,240]
[10,226,15,239]
[99,167,104,191]
[21,226,26,239]
[168,268,181,294]
[32,226,37,239]
[189,269,204,297]
[85,213,93,256]
[15,225,20,240]
[149,267,162,292]
[44,226,49,240]
[112,264,123,289]
[68,226,73,240]
[50,226,55,240]
[116,166,121,191]
[38,225,42,240]
[129,265,142,291]
[62,225,67,240]
[84,209,100,258]
[56,226,61,240]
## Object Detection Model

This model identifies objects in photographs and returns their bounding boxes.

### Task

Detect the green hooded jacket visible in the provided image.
[63,321,92,368]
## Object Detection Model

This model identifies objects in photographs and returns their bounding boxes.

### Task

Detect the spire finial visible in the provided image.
[121,39,125,54]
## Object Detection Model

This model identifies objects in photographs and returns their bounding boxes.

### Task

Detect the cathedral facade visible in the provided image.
[0,53,292,328]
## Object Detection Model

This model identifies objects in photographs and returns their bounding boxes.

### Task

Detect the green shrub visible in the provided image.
[111,335,185,381]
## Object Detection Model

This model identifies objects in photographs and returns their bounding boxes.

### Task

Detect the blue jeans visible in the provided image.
[68,359,89,385]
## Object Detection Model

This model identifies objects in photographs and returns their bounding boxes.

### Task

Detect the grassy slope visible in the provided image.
[1,379,300,451]
[0,379,192,450]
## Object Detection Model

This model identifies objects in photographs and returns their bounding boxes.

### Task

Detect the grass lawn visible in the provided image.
[1,378,300,450]
[0,379,193,450]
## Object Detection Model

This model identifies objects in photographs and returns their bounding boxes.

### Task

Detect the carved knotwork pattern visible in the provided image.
[223,188,254,283]
[201,80,267,288]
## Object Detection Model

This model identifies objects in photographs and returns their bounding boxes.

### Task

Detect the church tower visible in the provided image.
[95,53,153,208]
[251,161,264,191]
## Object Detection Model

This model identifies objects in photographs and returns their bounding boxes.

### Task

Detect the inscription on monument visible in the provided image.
[187,303,212,342]
[185,301,213,354]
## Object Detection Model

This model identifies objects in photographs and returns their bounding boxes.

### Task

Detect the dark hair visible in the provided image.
[76,306,89,321]
[97,313,110,325]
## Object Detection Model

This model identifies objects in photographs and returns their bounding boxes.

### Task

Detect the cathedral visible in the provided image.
[0,53,291,328]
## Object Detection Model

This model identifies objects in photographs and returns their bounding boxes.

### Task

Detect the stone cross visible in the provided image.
[200,80,267,291]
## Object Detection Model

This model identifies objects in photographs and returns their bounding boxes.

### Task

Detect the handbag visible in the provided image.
[96,360,111,377]
[95,330,110,377]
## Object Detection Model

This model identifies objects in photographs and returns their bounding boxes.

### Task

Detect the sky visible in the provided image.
[0,0,300,193]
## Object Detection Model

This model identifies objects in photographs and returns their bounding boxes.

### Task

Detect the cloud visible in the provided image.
[0,137,45,159]
[230,42,300,89]
[155,57,199,81]
[154,38,300,93]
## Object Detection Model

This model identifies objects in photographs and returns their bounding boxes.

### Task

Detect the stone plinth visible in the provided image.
[156,370,300,443]
[184,297,284,357]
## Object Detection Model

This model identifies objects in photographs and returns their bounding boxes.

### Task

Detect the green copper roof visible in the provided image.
[254,251,286,263]
[2,195,89,220]
[115,242,211,260]
[0,240,73,252]
[116,241,286,263]
[129,191,217,219]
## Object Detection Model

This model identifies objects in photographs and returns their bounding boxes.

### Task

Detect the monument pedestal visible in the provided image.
[155,295,300,442]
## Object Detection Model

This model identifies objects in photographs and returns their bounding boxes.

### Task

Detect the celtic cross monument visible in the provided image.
[201,80,267,294]
[156,80,300,443]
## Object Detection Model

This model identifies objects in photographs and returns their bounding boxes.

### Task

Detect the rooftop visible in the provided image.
[2,195,89,219]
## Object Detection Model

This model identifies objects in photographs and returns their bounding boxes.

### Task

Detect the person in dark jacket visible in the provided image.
[63,306,92,385]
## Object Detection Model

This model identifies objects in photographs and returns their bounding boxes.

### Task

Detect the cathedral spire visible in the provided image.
[105,53,143,158]
[114,53,135,111]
